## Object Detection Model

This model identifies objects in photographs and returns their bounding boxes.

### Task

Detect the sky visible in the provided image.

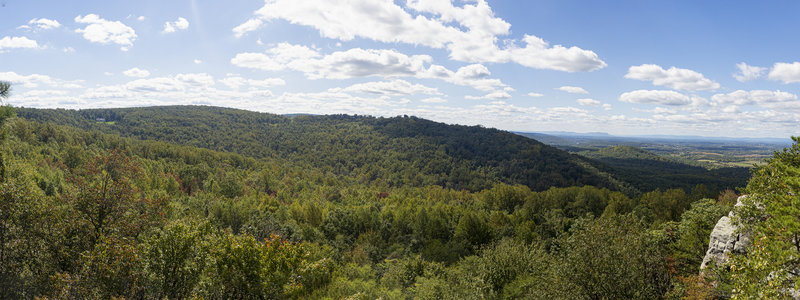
[1,0,800,138]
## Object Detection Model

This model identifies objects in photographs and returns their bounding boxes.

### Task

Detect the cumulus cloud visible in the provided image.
[163,17,189,33]
[619,90,692,106]
[576,98,601,106]
[711,90,799,110]
[234,0,606,72]
[768,62,800,84]
[220,76,285,89]
[24,18,62,30]
[231,43,509,93]
[506,35,607,72]
[233,19,264,38]
[733,62,766,82]
[625,64,719,91]
[556,86,588,94]
[337,79,440,96]
[465,91,511,100]
[527,92,544,97]
[0,71,82,89]
[122,67,150,78]
[74,14,137,51]
[0,36,40,52]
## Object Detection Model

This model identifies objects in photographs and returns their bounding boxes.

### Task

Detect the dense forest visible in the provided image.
[17,106,633,193]
[1,103,795,298]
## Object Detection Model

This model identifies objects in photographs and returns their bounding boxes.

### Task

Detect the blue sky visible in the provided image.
[2,0,800,138]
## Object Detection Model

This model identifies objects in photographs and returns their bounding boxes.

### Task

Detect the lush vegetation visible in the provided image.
[578,145,750,193]
[17,106,632,193]
[2,102,785,298]
[725,136,800,298]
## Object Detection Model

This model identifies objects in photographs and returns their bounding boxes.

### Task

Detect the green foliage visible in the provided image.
[205,233,312,299]
[18,106,623,192]
[454,211,493,251]
[478,238,551,297]
[579,145,749,193]
[554,215,672,299]
[730,136,800,298]
[0,107,770,298]
[140,220,212,299]
[668,198,726,276]
[0,81,10,100]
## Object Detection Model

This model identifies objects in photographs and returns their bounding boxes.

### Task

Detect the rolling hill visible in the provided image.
[17,106,627,192]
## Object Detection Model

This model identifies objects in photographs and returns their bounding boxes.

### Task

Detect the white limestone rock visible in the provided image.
[700,196,750,270]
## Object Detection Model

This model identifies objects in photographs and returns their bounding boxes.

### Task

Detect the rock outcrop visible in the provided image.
[700,196,750,270]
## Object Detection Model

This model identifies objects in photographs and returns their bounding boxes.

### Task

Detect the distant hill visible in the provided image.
[577,145,749,192]
[17,106,627,192]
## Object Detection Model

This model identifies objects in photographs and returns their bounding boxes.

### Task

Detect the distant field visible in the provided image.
[516,131,788,169]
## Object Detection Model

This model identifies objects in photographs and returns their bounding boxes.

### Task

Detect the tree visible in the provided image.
[0,81,10,101]
[669,199,725,276]
[730,136,800,298]
[555,215,672,299]
[66,149,163,248]
[141,220,213,299]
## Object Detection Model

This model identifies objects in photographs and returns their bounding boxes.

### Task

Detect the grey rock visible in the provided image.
[700,196,750,270]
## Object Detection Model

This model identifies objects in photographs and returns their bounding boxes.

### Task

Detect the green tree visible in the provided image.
[0,81,10,100]
[730,137,800,298]
[669,198,725,276]
[555,215,672,299]
[205,233,309,299]
[66,150,163,247]
[141,220,213,299]
[453,212,493,251]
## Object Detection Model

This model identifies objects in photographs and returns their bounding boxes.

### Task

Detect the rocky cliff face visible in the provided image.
[700,196,750,270]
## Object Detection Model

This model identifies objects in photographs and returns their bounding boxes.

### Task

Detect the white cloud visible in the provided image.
[231,43,509,93]
[175,73,214,86]
[733,62,766,82]
[0,71,83,90]
[26,18,62,30]
[337,79,440,96]
[527,92,544,97]
[63,47,76,53]
[711,90,799,109]
[0,36,39,52]
[220,76,285,89]
[576,98,601,106]
[163,17,189,33]
[122,67,150,78]
[137,16,146,21]
[602,103,612,111]
[420,97,447,103]
[556,86,588,94]
[465,91,511,100]
[193,59,202,64]
[624,64,719,91]
[74,14,137,51]
[768,62,800,84]
[505,35,607,72]
[236,0,606,72]
[233,18,264,38]
[619,90,692,106]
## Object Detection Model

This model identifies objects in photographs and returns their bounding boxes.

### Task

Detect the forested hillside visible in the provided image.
[18,106,623,192]
[0,106,753,298]
[577,145,750,193]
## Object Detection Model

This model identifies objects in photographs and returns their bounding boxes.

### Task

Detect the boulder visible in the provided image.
[700,196,750,270]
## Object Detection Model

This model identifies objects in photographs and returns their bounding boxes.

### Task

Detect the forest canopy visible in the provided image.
[0,105,779,298]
